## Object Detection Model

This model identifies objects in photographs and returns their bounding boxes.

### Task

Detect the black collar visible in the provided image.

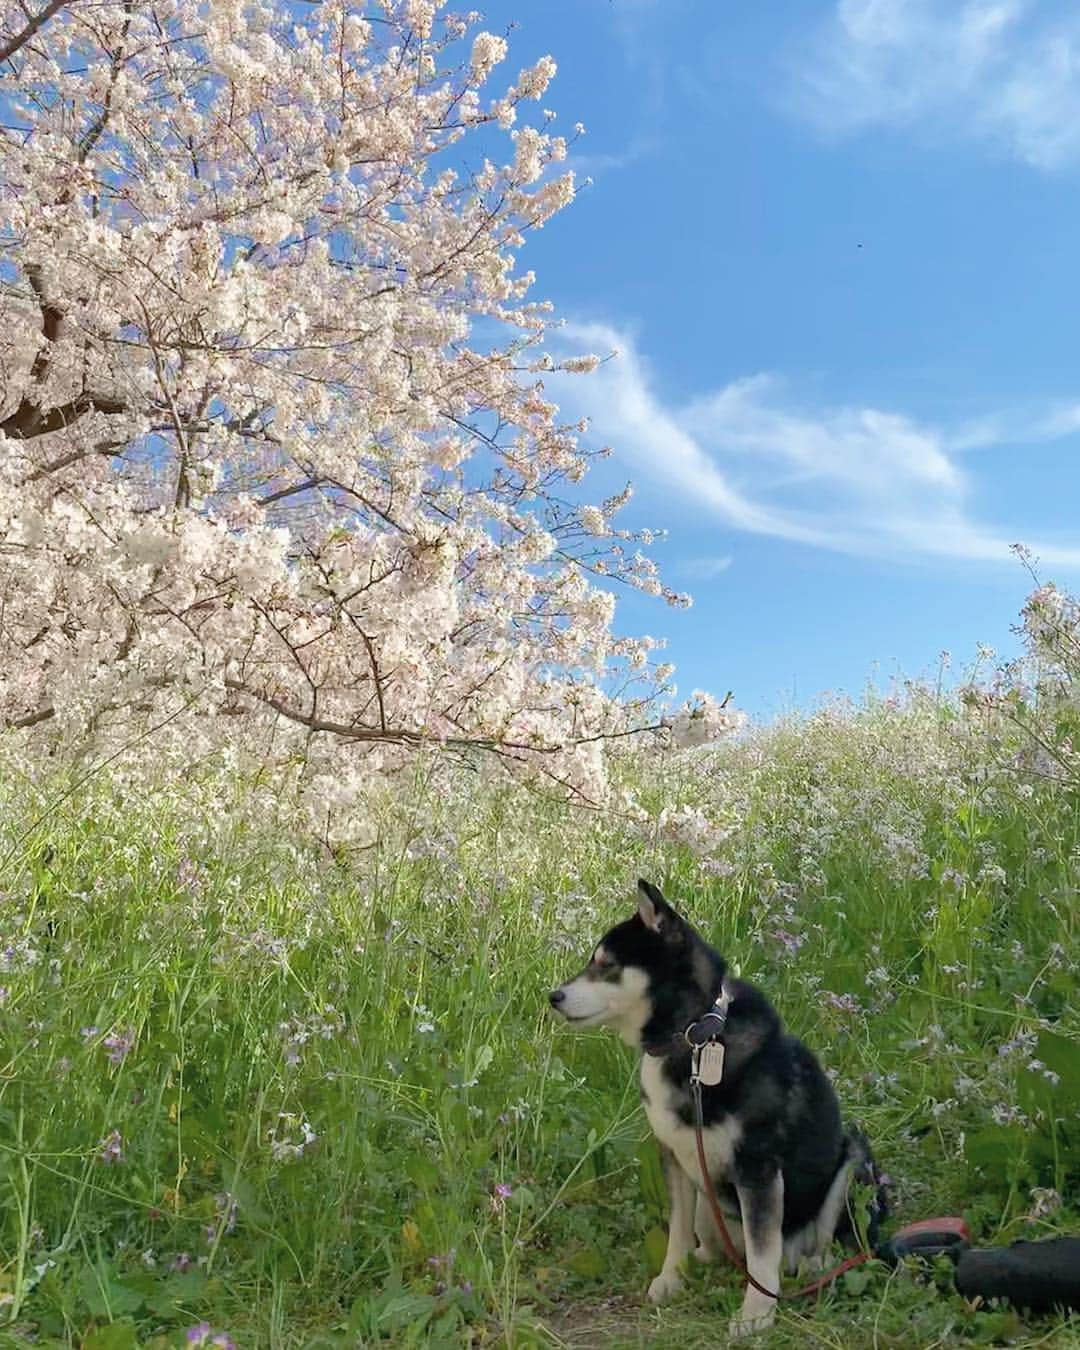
[642,988,732,1058]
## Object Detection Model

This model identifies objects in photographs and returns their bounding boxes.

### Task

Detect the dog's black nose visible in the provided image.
[549,989,566,1007]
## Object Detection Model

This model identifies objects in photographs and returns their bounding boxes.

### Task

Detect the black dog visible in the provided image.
[550,880,883,1336]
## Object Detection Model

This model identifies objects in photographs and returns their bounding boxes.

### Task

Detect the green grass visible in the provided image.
[0,690,1078,1347]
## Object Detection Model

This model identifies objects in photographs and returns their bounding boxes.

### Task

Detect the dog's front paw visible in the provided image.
[728,1301,776,1339]
[647,1268,683,1304]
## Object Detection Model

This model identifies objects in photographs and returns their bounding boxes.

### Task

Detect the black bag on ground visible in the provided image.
[954,1237,1080,1313]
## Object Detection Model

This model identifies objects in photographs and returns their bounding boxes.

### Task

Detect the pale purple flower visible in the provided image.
[185,1326,235,1349]
[823,991,861,1013]
[104,1027,136,1064]
[176,858,203,894]
[215,1191,239,1234]
[97,1129,124,1165]
[1029,1187,1062,1220]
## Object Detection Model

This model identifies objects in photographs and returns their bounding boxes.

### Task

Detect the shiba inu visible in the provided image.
[549,879,884,1337]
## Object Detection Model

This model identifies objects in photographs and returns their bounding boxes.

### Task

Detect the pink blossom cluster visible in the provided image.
[0,0,705,821]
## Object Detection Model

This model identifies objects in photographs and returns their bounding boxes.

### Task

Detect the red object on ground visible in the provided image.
[886,1217,972,1259]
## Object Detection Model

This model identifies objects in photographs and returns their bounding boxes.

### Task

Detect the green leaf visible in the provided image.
[405,1153,439,1190]
[82,1322,139,1350]
[637,1139,667,1215]
[374,1292,437,1334]
[842,1266,872,1296]
[566,1246,605,1279]
[643,1225,668,1278]
[78,1265,145,1320]
[145,1270,209,1317]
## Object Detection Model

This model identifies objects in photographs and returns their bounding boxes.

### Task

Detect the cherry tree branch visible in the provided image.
[0,0,70,64]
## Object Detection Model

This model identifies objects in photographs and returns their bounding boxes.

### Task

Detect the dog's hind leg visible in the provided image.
[729,1172,783,1339]
[810,1149,857,1265]
[783,1220,824,1275]
[647,1152,696,1304]
[693,1191,744,1264]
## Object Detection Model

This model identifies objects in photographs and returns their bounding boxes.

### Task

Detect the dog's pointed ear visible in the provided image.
[637,879,676,934]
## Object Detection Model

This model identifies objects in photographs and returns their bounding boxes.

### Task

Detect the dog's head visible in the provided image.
[548,879,722,1046]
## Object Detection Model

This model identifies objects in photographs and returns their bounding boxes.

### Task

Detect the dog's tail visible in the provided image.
[839,1124,889,1250]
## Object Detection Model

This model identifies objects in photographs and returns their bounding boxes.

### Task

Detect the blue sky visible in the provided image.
[483,0,1080,717]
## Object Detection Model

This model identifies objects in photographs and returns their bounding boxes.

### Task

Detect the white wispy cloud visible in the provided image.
[564,135,658,180]
[550,320,1080,567]
[790,0,1080,170]
[680,556,734,580]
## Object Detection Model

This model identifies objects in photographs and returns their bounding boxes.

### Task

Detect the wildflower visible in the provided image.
[771,929,806,956]
[185,1326,236,1349]
[997,1030,1037,1058]
[823,991,862,1014]
[176,858,202,894]
[80,1026,100,1042]
[490,1182,514,1214]
[214,1191,239,1235]
[991,1103,1030,1127]
[103,1027,136,1064]
[1029,1187,1062,1219]
[97,1129,124,1165]
[268,1113,317,1161]
[278,1007,344,1066]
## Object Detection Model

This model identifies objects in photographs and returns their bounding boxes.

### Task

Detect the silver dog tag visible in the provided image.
[698,1041,725,1086]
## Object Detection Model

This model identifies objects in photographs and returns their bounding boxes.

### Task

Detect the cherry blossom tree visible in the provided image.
[0,0,709,818]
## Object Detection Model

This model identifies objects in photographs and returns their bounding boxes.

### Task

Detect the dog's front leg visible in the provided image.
[729,1172,783,1338]
[647,1150,696,1303]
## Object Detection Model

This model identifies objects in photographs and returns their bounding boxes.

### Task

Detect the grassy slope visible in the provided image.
[0,693,1078,1348]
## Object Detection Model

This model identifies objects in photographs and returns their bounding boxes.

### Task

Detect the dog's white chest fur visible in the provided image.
[640,1055,741,1185]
